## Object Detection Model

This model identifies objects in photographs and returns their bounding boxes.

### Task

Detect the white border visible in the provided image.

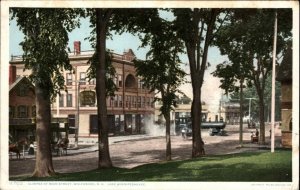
[1,1,299,190]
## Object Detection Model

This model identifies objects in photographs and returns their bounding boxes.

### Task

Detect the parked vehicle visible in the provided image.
[208,128,226,136]
[181,121,227,138]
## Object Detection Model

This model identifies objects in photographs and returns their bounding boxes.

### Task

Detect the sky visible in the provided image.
[9,15,228,113]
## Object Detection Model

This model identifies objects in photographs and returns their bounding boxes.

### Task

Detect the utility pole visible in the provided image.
[245,98,257,121]
[271,11,278,153]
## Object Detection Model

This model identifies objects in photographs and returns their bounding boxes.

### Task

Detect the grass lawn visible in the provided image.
[11,150,292,182]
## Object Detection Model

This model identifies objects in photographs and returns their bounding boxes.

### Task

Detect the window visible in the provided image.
[132,96,136,108]
[113,76,118,85]
[80,72,86,85]
[114,95,118,107]
[59,94,64,107]
[9,106,15,118]
[146,97,150,107]
[18,85,27,96]
[137,96,141,108]
[32,106,36,117]
[138,78,143,89]
[66,73,72,85]
[89,78,96,85]
[18,105,28,118]
[126,96,131,108]
[141,97,145,108]
[119,95,123,107]
[118,75,123,87]
[67,94,72,107]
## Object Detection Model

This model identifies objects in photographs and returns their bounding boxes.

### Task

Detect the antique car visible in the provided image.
[181,121,227,138]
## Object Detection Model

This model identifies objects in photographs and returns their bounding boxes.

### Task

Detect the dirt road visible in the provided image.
[9,125,280,177]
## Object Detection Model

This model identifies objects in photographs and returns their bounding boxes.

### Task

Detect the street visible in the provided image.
[9,124,281,177]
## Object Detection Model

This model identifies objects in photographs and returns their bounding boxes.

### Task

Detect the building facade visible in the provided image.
[276,44,292,148]
[9,42,155,139]
[9,74,36,142]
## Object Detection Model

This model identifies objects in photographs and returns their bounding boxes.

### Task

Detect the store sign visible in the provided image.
[80,91,96,106]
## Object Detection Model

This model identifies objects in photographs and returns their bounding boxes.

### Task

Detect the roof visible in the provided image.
[9,76,34,92]
[276,45,292,82]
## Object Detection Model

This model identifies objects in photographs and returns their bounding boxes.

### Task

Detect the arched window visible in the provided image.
[125,74,136,88]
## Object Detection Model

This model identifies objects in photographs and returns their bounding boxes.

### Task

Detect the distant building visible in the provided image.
[9,73,36,142]
[276,44,292,148]
[222,101,240,124]
[9,41,155,140]
[154,95,208,134]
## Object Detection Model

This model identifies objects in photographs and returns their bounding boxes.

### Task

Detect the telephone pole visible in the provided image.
[245,98,257,121]
[271,11,278,153]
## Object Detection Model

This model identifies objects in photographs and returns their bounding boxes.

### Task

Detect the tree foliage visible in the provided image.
[11,8,83,99]
[212,9,292,143]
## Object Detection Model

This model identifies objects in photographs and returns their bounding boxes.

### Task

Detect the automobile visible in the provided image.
[208,128,226,136]
[181,124,192,139]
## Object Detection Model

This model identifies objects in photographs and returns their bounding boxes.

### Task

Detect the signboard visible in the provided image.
[80,90,96,106]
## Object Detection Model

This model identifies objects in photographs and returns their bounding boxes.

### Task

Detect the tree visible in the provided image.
[212,9,292,144]
[85,8,159,168]
[11,8,82,177]
[172,9,223,157]
[229,75,282,122]
[134,17,186,161]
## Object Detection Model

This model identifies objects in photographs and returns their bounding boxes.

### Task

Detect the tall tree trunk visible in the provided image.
[95,9,113,168]
[191,82,203,157]
[239,78,244,146]
[164,112,171,161]
[32,83,55,177]
[258,92,266,144]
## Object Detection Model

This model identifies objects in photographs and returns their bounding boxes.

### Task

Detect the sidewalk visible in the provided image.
[18,134,154,160]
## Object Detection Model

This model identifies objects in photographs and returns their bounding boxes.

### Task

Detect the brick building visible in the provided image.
[9,71,36,142]
[9,42,155,140]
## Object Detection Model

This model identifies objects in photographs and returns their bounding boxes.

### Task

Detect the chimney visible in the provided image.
[74,41,81,55]
[9,65,17,85]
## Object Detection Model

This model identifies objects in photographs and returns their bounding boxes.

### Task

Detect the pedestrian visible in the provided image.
[28,142,34,155]
[255,129,259,137]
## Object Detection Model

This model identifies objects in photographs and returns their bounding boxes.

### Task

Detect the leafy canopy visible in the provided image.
[10,8,84,99]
